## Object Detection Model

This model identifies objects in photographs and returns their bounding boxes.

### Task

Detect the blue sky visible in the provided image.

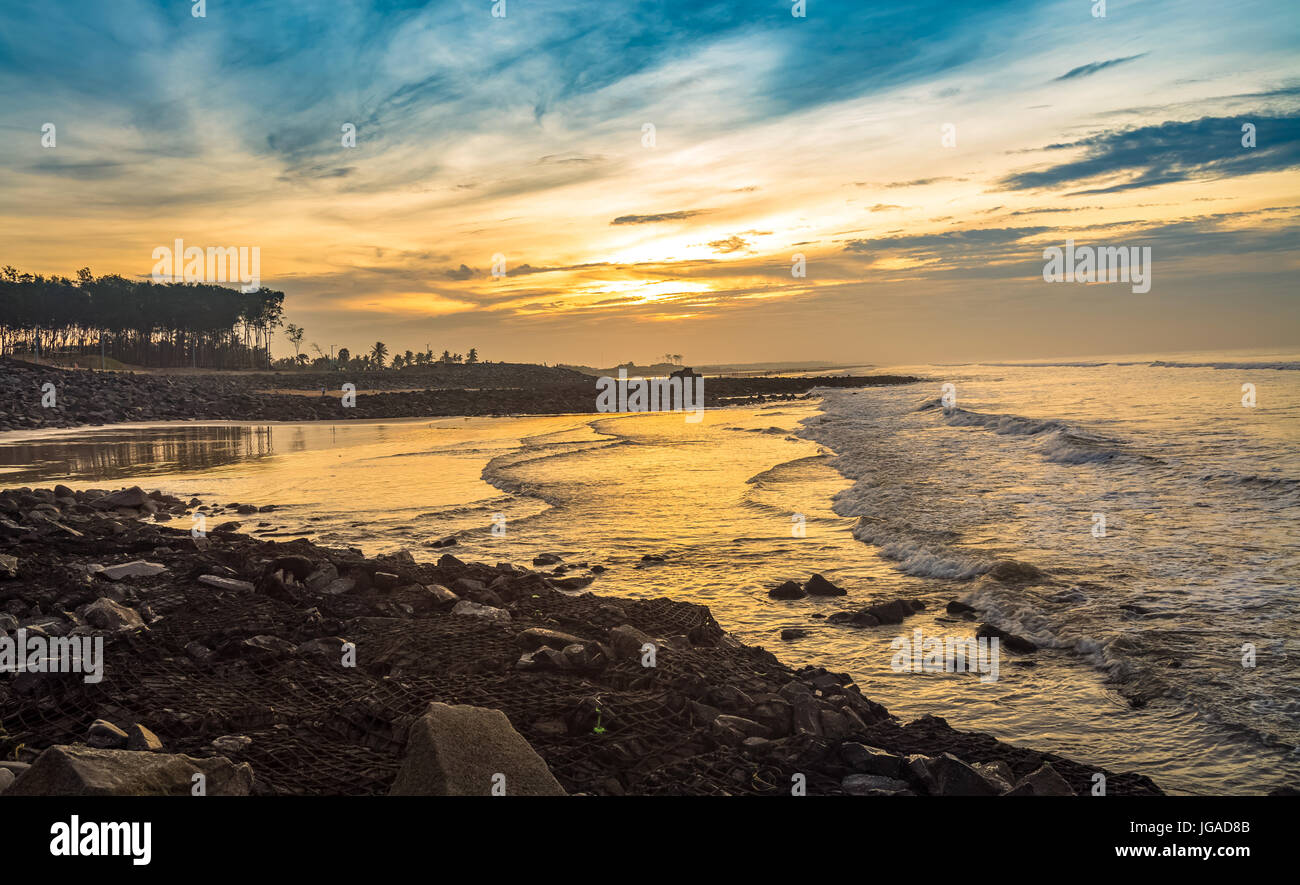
[2,0,1297,364]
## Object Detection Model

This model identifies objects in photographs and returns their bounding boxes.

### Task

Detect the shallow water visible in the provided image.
[2,350,1296,794]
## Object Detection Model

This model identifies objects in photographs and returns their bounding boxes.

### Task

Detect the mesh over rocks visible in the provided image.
[0,493,1163,796]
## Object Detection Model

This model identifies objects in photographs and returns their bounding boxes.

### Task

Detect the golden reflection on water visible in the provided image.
[0,425,276,483]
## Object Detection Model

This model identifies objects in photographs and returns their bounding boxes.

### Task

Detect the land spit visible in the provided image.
[0,359,921,432]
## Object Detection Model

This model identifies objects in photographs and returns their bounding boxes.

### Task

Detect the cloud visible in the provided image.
[999,115,1300,194]
[1055,54,1147,81]
[708,235,750,253]
[611,210,712,225]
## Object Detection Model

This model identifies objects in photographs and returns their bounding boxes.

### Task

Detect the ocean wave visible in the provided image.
[1149,360,1300,371]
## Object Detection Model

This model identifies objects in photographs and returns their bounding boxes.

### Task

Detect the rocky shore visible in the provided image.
[0,359,921,432]
[0,485,1162,796]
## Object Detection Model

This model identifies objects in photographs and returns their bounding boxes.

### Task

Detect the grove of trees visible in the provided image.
[0,266,285,369]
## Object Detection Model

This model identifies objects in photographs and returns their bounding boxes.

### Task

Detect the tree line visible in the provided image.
[0,266,284,369]
[276,331,480,371]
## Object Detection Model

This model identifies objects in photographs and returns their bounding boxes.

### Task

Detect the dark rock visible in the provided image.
[976,623,1037,653]
[86,719,130,749]
[804,574,846,596]
[389,702,566,796]
[126,724,165,752]
[1007,763,1075,796]
[6,746,253,796]
[769,580,807,600]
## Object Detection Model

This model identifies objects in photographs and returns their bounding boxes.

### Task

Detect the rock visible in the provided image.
[215,635,296,660]
[769,580,807,600]
[389,702,566,796]
[804,573,846,596]
[1007,763,1076,796]
[515,648,571,671]
[86,719,130,749]
[828,610,881,627]
[322,576,357,595]
[213,521,242,533]
[987,559,1045,583]
[0,554,17,579]
[91,486,151,509]
[515,627,583,651]
[532,553,563,565]
[976,623,1037,653]
[126,724,165,752]
[713,715,771,740]
[973,760,1015,793]
[198,575,256,593]
[373,571,401,590]
[780,627,808,640]
[5,745,253,795]
[608,624,654,661]
[451,577,487,596]
[210,735,253,755]
[862,598,923,625]
[0,768,13,794]
[266,555,315,581]
[922,752,1002,796]
[842,773,913,795]
[294,637,352,665]
[97,560,167,581]
[82,598,146,632]
[422,583,460,609]
[450,599,510,624]
[841,743,904,778]
[184,641,214,663]
[427,535,457,548]
[947,600,977,616]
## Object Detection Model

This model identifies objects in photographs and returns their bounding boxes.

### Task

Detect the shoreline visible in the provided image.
[0,358,923,433]
[0,484,1163,796]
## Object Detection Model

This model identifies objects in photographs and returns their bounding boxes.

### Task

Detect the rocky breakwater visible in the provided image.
[0,485,1161,796]
[0,358,921,431]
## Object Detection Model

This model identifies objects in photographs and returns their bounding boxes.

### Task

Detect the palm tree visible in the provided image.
[466,347,478,364]
[370,341,388,368]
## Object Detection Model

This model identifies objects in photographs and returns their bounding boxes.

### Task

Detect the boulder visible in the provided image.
[86,720,129,749]
[515,627,583,651]
[126,724,165,752]
[266,555,315,581]
[841,743,904,778]
[842,773,912,795]
[450,600,510,624]
[198,575,256,593]
[608,624,655,661]
[919,753,1001,796]
[804,574,846,596]
[0,554,17,579]
[1007,763,1075,796]
[91,487,151,509]
[5,745,253,796]
[389,702,566,796]
[769,580,807,600]
[976,623,1037,653]
[97,560,167,581]
[82,598,146,633]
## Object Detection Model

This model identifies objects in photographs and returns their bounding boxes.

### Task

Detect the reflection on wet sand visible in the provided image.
[0,425,275,483]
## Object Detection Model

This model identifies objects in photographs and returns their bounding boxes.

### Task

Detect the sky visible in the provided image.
[1,0,1298,366]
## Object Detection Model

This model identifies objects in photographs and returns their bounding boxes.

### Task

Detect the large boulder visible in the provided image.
[769,580,807,600]
[804,574,847,597]
[91,487,152,509]
[4,745,253,796]
[389,703,566,796]
[1007,763,1075,796]
[82,598,146,633]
